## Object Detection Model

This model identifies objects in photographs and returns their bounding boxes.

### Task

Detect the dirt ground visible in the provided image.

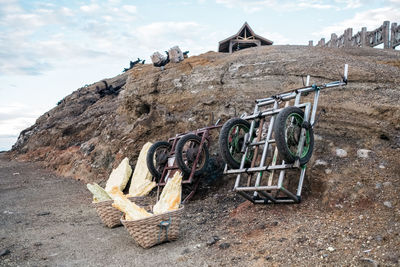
[1,152,399,267]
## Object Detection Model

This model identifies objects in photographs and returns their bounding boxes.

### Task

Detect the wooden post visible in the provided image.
[331,33,338,47]
[229,40,233,53]
[383,21,390,49]
[344,28,353,47]
[320,38,325,46]
[308,40,313,46]
[391,22,398,49]
[360,27,367,47]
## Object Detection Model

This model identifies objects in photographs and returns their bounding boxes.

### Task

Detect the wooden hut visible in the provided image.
[218,22,273,53]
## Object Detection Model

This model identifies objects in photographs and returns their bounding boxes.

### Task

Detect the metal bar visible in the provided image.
[255,80,346,104]
[235,186,280,191]
[296,166,307,196]
[226,163,296,174]
[257,191,277,203]
[273,199,297,203]
[249,139,275,146]
[268,101,289,186]
[234,104,260,189]
[277,161,286,187]
[310,89,320,125]
[248,118,264,186]
[244,103,308,121]
[280,187,300,203]
[236,191,255,203]
[253,101,278,192]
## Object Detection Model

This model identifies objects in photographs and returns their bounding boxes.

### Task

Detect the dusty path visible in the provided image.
[1,152,399,266]
[0,153,209,266]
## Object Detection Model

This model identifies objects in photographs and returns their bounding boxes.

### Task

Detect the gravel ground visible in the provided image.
[1,152,399,266]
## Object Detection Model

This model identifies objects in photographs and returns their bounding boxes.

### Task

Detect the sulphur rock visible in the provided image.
[110,187,152,220]
[153,172,182,215]
[86,183,111,202]
[129,142,156,197]
[105,157,132,193]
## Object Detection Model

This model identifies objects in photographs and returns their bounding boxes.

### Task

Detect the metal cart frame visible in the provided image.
[224,65,349,204]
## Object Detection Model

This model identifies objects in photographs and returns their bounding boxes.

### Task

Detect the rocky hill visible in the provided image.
[6,45,400,265]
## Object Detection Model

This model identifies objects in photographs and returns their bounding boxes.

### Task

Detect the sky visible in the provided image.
[0,0,399,151]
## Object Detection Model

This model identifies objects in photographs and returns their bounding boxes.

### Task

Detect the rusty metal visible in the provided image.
[153,123,222,203]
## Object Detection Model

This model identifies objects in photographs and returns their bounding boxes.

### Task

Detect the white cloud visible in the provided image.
[215,0,363,13]
[0,103,41,136]
[314,7,400,38]
[80,4,100,13]
[122,5,137,14]
[136,21,206,51]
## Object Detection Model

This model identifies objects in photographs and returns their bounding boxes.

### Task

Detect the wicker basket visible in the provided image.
[92,197,149,228]
[121,206,184,248]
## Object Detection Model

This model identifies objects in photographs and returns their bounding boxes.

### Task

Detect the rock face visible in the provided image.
[9,46,400,203]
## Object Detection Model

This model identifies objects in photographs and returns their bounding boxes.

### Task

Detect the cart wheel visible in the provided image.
[219,117,253,169]
[146,141,171,182]
[274,106,314,165]
[175,134,209,176]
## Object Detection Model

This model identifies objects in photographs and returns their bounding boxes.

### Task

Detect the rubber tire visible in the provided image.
[146,141,171,182]
[219,117,251,169]
[175,134,209,176]
[274,106,314,165]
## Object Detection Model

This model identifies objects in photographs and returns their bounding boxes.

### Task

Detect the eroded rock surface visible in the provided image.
[9,46,400,205]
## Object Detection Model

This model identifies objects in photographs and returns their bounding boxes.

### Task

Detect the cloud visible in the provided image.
[122,5,137,13]
[136,21,211,53]
[313,7,400,38]
[0,103,41,136]
[215,0,364,13]
[0,1,140,76]
[80,4,100,13]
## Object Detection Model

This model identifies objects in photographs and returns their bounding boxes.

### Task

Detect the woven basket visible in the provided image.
[92,197,149,228]
[121,206,184,248]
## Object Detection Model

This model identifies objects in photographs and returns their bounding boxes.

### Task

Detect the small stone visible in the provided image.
[181,248,190,254]
[37,211,50,216]
[206,236,220,246]
[375,183,382,189]
[0,249,10,257]
[34,242,42,247]
[265,256,272,260]
[360,258,378,267]
[336,148,347,158]
[327,246,335,252]
[271,221,278,226]
[322,254,329,258]
[383,182,392,187]
[314,159,328,166]
[219,242,230,249]
[379,164,385,169]
[357,149,371,158]
[325,169,332,174]
[383,201,392,208]
[314,134,323,141]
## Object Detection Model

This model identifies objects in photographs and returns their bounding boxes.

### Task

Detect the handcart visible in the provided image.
[219,65,349,204]
[147,121,222,203]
